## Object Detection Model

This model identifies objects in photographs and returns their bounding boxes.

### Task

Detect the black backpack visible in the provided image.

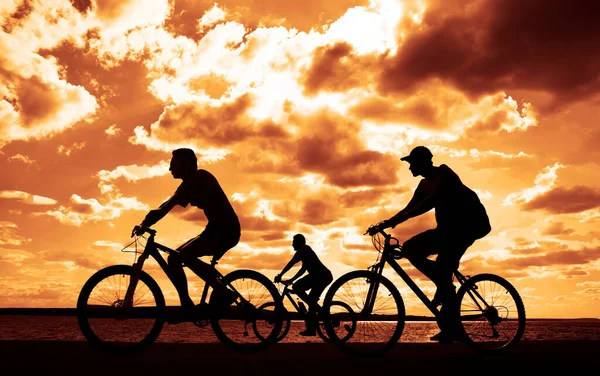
[464,187,491,239]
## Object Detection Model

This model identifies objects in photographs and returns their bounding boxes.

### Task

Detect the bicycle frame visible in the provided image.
[364,229,490,320]
[278,284,311,314]
[123,228,224,309]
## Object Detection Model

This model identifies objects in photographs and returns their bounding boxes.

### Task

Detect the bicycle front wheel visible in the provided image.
[321,270,405,356]
[210,269,283,353]
[76,265,165,354]
[455,273,526,353]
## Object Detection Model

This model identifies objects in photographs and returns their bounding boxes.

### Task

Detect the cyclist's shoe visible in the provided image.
[168,306,196,324]
[299,328,317,337]
[429,330,455,344]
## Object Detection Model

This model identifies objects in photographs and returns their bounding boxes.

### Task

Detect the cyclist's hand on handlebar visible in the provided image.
[274,274,282,283]
[366,220,387,236]
[365,224,379,236]
[131,225,145,237]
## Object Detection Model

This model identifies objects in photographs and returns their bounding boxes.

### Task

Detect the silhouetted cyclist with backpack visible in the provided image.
[369,146,491,343]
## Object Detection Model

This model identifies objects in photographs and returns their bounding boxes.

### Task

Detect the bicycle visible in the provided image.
[76,225,284,354]
[252,280,357,343]
[320,223,526,357]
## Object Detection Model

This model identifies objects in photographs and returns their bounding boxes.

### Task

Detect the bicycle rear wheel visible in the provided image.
[76,265,165,354]
[455,273,526,353]
[210,269,283,353]
[316,301,357,344]
[252,303,291,342]
[321,270,405,356]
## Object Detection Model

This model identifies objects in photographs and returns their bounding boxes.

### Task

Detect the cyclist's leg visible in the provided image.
[434,232,475,336]
[402,229,439,280]
[291,275,312,307]
[293,275,319,334]
[167,236,201,308]
[307,272,333,311]
[174,229,237,297]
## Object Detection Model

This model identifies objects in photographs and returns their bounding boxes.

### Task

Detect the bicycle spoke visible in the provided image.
[457,274,525,352]
[322,271,404,356]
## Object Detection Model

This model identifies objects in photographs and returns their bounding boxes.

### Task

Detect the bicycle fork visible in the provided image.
[364,262,385,314]
[123,252,150,308]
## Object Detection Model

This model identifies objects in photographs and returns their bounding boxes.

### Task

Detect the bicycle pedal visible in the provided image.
[192,319,210,328]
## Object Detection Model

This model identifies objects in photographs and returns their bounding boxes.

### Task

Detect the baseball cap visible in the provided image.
[400,146,433,163]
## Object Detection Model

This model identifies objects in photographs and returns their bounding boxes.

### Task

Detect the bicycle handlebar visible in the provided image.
[364,222,392,238]
[131,224,157,238]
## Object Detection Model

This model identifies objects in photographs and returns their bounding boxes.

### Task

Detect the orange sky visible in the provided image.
[1,0,599,318]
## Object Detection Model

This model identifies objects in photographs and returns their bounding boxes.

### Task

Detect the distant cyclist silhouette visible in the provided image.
[369,146,491,343]
[133,148,241,321]
[275,234,333,336]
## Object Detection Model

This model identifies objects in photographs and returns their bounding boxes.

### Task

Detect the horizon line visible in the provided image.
[0,308,597,320]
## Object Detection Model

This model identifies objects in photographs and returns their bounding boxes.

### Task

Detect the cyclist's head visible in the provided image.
[400,146,433,177]
[292,234,306,250]
[170,148,198,178]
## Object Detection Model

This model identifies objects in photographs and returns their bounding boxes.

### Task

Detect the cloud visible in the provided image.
[503,163,563,206]
[349,93,442,129]
[523,186,600,214]
[96,161,170,193]
[339,186,402,208]
[7,154,35,165]
[380,0,600,105]
[222,248,293,272]
[33,194,148,226]
[0,222,31,246]
[502,245,600,268]
[302,42,380,96]
[0,73,97,147]
[542,222,575,236]
[574,281,600,296]
[298,198,343,226]
[295,110,401,187]
[0,190,57,205]
[57,142,86,156]
[104,124,120,136]
[131,93,288,148]
[197,3,227,34]
[0,1,99,147]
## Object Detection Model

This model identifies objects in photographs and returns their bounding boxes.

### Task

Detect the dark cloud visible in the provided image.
[339,186,403,208]
[523,185,600,214]
[299,198,342,226]
[70,0,92,14]
[381,0,600,105]
[14,76,64,127]
[561,268,589,279]
[151,94,290,147]
[302,42,380,95]
[542,222,575,236]
[348,95,442,129]
[1,0,34,33]
[504,247,600,268]
[295,110,400,187]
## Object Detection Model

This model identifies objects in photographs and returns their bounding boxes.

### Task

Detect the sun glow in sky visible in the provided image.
[1,0,600,318]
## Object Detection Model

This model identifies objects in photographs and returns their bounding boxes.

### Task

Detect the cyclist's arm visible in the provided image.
[398,194,435,222]
[278,252,301,277]
[287,265,307,283]
[387,182,429,227]
[141,196,179,227]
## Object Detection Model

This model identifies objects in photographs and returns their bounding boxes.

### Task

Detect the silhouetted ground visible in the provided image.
[1,340,598,375]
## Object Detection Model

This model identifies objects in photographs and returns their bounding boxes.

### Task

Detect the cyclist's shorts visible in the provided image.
[181,221,241,260]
